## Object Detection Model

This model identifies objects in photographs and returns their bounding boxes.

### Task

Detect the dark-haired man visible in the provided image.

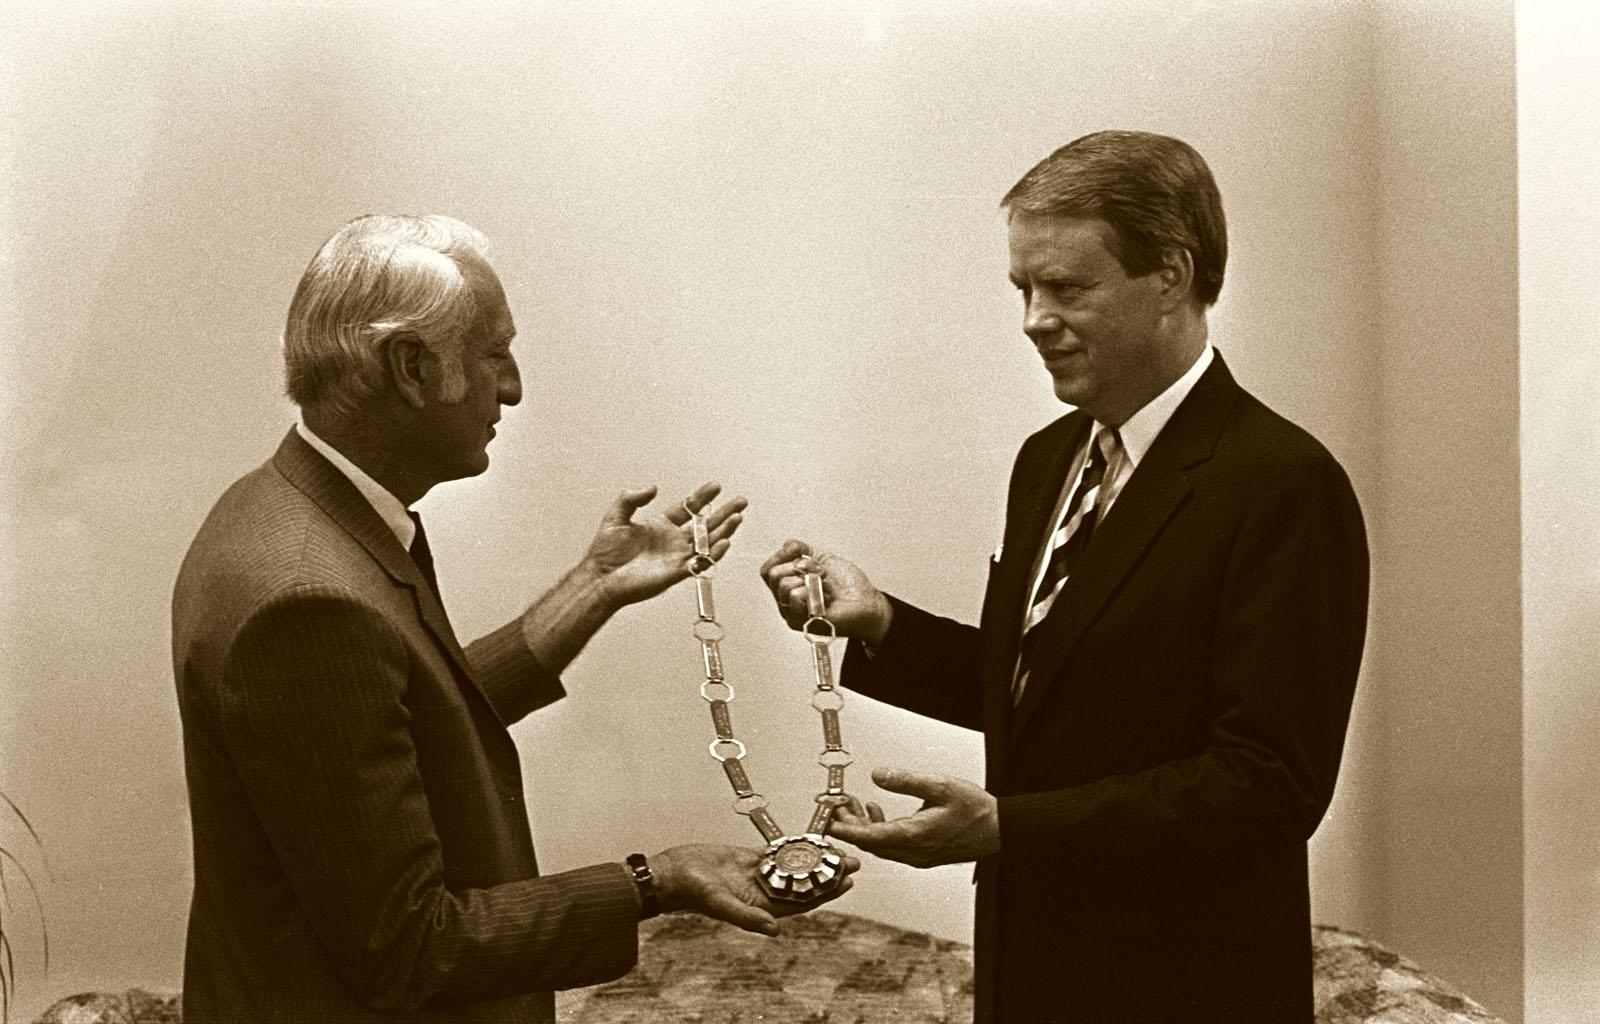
[173,214,854,1024]
[761,132,1368,1022]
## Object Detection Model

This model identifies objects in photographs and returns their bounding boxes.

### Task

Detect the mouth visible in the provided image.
[1039,349,1083,371]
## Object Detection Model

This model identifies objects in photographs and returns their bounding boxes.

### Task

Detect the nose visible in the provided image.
[1023,296,1064,342]
[499,353,523,407]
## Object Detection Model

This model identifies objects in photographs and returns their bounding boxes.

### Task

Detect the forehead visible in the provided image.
[1007,213,1118,272]
[458,251,515,338]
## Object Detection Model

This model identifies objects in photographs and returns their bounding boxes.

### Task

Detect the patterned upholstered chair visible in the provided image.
[33,911,1506,1024]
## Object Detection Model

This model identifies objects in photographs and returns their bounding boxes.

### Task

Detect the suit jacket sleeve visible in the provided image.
[217,584,640,1011]
[998,456,1369,875]
[466,617,566,726]
[840,594,986,733]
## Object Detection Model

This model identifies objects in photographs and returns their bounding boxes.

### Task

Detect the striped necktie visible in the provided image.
[1012,427,1120,704]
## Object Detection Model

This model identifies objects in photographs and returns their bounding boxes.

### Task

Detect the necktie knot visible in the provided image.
[1087,426,1121,481]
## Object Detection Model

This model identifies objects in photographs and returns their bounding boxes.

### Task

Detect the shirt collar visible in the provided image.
[1098,343,1214,468]
[295,416,416,550]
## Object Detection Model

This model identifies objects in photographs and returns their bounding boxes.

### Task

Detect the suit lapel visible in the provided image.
[1007,356,1242,752]
[271,429,482,692]
[995,414,1093,654]
[979,414,1089,782]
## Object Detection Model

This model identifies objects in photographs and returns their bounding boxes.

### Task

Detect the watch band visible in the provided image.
[626,853,660,920]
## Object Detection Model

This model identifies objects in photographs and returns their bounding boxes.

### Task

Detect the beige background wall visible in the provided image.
[1518,3,1600,1021]
[0,2,1555,1022]
[1367,0,1523,1016]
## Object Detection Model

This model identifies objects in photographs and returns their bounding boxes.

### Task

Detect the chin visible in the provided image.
[1051,378,1091,408]
[442,453,492,483]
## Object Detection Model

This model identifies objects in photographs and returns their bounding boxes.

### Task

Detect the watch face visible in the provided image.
[757,835,843,903]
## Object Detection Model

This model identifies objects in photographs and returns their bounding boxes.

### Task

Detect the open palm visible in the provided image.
[584,482,747,607]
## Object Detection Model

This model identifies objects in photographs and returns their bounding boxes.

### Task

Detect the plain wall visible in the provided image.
[1518,3,1600,1021]
[0,2,1537,1020]
[1367,1,1525,1019]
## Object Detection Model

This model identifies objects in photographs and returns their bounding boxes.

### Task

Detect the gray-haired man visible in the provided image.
[173,215,854,1023]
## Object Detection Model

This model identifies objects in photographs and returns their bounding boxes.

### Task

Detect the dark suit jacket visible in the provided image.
[172,430,641,1023]
[841,356,1369,1023]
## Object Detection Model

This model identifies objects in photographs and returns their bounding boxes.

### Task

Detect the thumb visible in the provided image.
[607,485,658,524]
[705,892,780,937]
[871,767,947,803]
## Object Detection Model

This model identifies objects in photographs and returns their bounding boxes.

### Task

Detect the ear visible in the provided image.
[1153,247,1196,313]
[383,332,429,410]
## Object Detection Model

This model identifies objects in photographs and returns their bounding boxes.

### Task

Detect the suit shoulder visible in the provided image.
[175,460,377,618]
[1221,388,1350,481]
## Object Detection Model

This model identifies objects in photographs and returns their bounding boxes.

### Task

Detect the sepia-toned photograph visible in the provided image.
[2,2,1595,1023]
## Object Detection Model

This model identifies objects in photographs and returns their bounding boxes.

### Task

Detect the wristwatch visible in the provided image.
[626,853,660,920]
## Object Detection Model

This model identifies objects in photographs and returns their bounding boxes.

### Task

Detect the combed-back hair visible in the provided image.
[283,214,489,417]
[1002,131,1227,307]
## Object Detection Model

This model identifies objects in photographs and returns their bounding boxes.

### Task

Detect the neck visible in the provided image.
[1096,313,1208,428]
[303,406,435,506]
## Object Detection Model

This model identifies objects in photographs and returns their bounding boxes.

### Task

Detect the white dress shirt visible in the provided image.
[295,416,416,550]
[1020,343,1216,637]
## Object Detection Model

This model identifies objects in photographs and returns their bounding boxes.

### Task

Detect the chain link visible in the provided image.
[686,509,849,844]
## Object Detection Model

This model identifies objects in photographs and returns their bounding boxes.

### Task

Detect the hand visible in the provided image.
[758,540,893,645]
[828,767,1001,868]
[582,483,747,608]
[649,843,861,936]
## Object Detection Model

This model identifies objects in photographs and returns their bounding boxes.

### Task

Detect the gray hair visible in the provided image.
[283,214,489,417]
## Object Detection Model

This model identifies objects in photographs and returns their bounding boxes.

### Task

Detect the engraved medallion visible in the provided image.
[757,834,843,903]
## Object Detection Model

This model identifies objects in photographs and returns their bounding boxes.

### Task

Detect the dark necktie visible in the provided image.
[408,511,445,609]
[1012,427,1119,703]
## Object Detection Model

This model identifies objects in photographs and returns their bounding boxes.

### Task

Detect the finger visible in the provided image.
[778,576,806,607]
[607,485,659,525]
[708,537,733,563]
[827,817,911,854]
[706,891,780,937]
[833,806,868,827]
[871,767,949,803]
[703,494,749,534]
[762,561,808,598]
[664,482,723,527]
[683,482,724,520]
[827,823,886,855]
[842,794,868,819]
[707,509,746,548]
[813,874,855,904]
[759,540,813,583]
[867,802,886,824]
[838,854,862,875]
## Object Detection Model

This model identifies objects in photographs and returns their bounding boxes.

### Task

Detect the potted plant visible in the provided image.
[0,792,47,1024]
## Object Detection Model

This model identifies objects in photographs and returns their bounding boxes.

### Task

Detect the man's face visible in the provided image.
[1007,212,1171,425]
[416,252,522,483]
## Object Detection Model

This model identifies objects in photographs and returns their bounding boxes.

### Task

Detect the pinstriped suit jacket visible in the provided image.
[172,429,641,1023]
